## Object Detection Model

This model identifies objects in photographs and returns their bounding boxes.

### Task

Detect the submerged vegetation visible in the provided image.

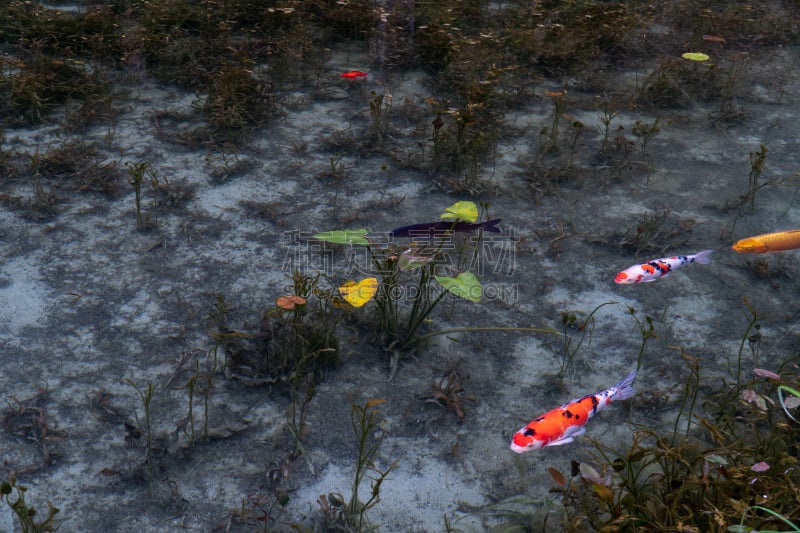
[0,0,799,531]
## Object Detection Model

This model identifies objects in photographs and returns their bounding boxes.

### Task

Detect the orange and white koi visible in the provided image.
[732,229,800,253]
[614,250,712,284]
[510,370,637,453]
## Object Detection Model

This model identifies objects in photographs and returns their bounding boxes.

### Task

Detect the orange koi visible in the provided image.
[340,70,368,79]
[510,370,636,452]
[732,230,800,253]
[614,250,712,284]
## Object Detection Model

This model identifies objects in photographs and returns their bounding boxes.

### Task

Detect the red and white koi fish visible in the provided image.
[510,370,637,452]
[614,250,713,284]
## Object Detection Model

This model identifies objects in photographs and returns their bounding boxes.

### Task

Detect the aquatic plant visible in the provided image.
[565,119,584,170]
[125,378,156,478]
[320,397,397,532]
[631,118,661,158]
[626,306,656,372]
[746,144,769,213]
[619,208,692,257]
[732,297,765,386]
[126,161,154,229]
[368,91,392,146]
[558,358,799,531]
[198,63,277,144]
[425,98,498,192]
[313,201,489,360]
[596,103,619,157]
[218,272,339,389]
[3,54,110,125]
[0,473,60,533]
[423,367,470,422]
[557,301,615,380]
[543,90,567,155]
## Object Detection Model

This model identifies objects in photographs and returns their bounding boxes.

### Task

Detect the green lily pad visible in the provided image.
[435,272,481,303]
[681,52,709,61]
[440,201,478,222]
[312,229,370,246]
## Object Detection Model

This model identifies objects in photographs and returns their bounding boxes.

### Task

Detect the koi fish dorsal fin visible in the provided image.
[611,369,637,401]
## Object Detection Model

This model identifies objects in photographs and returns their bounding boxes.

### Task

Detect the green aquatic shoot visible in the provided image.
[730,505,800,533]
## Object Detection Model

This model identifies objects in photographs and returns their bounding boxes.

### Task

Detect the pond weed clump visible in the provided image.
[214,271,341,391]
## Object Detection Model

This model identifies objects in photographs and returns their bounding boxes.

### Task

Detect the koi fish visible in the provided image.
[510,370,637,453]
[732,230,800,253]
[340,70,368,79]
[390,218,501,238]
[614,250,713,284]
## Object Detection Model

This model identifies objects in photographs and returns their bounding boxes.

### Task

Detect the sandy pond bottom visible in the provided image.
[1,43,800,531]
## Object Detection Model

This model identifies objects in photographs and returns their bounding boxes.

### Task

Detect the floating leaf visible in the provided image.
[338,277,379,307]
[753,368,781,380]
[682,52,710,61]
[705,454,729,466]
[590,482,614,504]
[313,229,370,246]
[547,467,566,487]
[440,201,478,223]
[276,295,306,310]
[750,461,770,472]
[579,463,609,485]
[435,272,481,303]
[778,385,800,422]
[741,389,772,411]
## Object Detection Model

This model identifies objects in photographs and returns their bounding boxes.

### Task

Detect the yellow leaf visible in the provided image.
[338,277,379,307]
[590,482,614,504]
[440,201,478,222]
[365,398,387,409]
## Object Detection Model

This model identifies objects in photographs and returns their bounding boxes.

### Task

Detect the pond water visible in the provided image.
[1,1,799,531]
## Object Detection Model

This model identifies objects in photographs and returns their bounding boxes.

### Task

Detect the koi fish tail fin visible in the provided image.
[481,218,502,233]
[693,249,714,265]
[612,369,637,401]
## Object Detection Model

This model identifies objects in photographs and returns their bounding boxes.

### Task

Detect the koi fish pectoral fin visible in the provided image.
[546,436,575,446]
[547,427,586,446]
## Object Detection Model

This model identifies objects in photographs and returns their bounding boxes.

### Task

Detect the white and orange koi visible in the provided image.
[510,370,637,453]
[614,250,713,284]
